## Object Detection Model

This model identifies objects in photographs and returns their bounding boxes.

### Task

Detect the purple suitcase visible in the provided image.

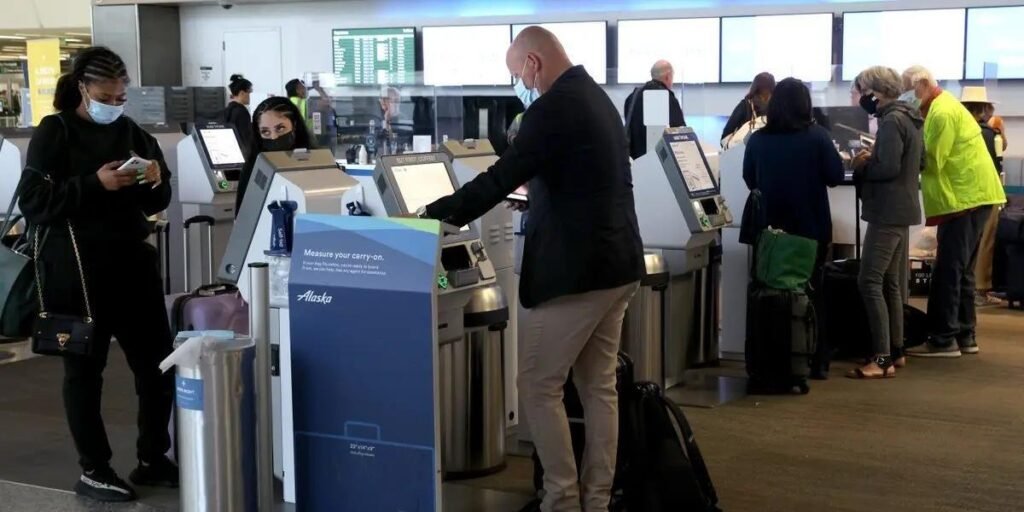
[164,215,249,335]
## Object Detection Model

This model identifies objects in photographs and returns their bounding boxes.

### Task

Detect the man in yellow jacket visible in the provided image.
[901,66,1006,358]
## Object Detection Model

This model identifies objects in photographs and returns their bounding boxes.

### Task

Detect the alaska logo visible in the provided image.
[295,290,333,304]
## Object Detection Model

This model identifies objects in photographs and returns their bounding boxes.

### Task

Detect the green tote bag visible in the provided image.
[754,227,818,291]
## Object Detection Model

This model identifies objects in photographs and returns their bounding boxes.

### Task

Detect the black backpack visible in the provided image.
[620,382,721,512]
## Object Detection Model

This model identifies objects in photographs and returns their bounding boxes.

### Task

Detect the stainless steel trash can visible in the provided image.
[175,337,257,512]
[440,285,509,479]
[622,253,669,384]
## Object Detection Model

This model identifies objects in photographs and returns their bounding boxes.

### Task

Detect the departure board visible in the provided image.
[332,27,415,85]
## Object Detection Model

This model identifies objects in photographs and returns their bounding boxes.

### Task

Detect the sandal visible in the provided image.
[846,355,896,379]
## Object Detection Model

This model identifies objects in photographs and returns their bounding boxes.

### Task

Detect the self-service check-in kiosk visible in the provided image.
[632,113,741,404]
[441,139,520,431]
[375,152,511,479]
[217,148,358,503]
[177,122,247,290]
[0,136,19,220]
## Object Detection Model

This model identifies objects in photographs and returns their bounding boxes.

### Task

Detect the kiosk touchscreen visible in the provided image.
[653,127,733,233]
[176,122,248,289]
[374,153,498,339]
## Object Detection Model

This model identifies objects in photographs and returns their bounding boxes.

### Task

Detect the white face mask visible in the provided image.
[82,86,124,125]
[899,90,921,110]
[513,58,540,109]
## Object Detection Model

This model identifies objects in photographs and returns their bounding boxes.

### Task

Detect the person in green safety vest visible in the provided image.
[285,78,331,135]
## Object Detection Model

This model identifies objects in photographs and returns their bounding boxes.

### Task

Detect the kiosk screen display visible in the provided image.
[513,22,607,84]
[617,18,720,84]
[843,10,965,81]
[392,162,457,213]
[423,25,512,86]
[332,27,416,85]
[669,139,716,194]
[199,128,245,167]
[721,14,833,82]
[966,6,1024,79]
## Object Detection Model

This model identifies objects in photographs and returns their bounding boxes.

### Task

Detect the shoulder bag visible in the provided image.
[31,221,95,356]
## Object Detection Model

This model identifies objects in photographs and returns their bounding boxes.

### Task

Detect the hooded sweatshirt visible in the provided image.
[858,101,924,227]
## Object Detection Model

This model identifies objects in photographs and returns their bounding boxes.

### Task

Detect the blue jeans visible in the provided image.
[928,207,993,347]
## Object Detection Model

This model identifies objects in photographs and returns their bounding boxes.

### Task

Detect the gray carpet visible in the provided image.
[0,304,1021,511]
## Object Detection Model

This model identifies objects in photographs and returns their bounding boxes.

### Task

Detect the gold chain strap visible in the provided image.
[33,222,93,321]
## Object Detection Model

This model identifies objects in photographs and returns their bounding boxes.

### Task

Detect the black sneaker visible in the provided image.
[959,338,980,355]
[75,467,138,502]
[129,455,180,488]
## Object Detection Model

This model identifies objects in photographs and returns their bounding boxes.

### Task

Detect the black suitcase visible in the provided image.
[823,190,872,361]
[745,285,816,394]
[531,352,634,503]
[996,196,1024,310]
[1006,244,1024,310]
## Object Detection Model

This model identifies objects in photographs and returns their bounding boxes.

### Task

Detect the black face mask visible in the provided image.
[262,132,296,152]
[859,93,879,116]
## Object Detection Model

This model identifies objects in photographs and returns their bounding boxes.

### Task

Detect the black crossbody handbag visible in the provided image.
[30,222,95,357]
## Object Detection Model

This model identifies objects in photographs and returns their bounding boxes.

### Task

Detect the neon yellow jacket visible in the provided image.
[922,91,1005,218]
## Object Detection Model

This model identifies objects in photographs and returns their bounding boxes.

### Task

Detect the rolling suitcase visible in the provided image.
[745,285,816,394]
[996,196,1024,309]
[164,215,249,335]
[823,190,871,360]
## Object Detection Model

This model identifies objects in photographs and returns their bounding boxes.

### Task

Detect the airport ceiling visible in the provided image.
[0,29,92,62]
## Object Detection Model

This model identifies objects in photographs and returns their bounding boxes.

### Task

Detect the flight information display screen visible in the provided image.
[199,128,245,167]
[332,27,416,85]
[422,25,512,86]
[843,10,965,81]
[513,22,607,84]
[721,14,833,83]
[966,6,1024,79]
[391,162,457,214]
[617,17,721,84]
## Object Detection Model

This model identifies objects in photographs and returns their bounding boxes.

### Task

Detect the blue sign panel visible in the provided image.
[175,376,204,411]
[289,214,441,512]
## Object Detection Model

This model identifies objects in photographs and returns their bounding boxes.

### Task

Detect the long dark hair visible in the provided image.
[244,97,315,164]
[229,74,253,97]
[53,47,129,112]
[762,78,813,134]
[746,72,776,101]
[285,79,304,98]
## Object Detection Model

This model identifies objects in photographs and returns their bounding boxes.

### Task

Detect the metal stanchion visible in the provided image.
[249,262,274,510]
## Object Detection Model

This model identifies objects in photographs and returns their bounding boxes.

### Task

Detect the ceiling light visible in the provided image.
[66,32,92,36]
[64,38,82,43]
[0,36,27,41]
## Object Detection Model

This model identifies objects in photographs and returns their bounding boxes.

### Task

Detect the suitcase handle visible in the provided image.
[184,215,215,229]
[343,421,381,441]
[182,216,217,291]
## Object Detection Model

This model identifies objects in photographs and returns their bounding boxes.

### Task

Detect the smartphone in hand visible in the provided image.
[118,156,150,173]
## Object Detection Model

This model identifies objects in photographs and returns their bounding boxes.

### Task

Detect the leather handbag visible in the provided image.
[30,222,95,357]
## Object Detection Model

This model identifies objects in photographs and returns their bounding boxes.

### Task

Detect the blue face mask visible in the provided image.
[83,89,124,125]
[513,59,540,109]
[899,90,921,110]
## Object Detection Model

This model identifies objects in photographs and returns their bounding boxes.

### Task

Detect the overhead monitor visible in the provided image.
[512,22,608,84]
[843,9,965,81]
[422,25,512,86]
[966,6,1024,79]
[721,13,834,83]
[332,27,416,85]
[197,125,246,170]
[617,17,720,84]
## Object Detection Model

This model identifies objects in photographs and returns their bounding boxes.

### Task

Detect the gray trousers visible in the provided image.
[858,224,909,356]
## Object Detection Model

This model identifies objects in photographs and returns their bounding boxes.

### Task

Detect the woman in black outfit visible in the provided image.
[19,47,178,502]
[743,78,845,378]
[235,96,315,213]
[225,73,254,155]
[721,72,776,143]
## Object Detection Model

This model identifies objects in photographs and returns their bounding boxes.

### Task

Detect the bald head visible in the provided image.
[507,26,574,95]
[651,60,674,88]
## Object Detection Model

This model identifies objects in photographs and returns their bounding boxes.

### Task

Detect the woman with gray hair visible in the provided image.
[848,66,924,379]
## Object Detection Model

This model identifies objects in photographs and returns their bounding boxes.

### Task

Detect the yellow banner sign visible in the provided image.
[27,38,61,126]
